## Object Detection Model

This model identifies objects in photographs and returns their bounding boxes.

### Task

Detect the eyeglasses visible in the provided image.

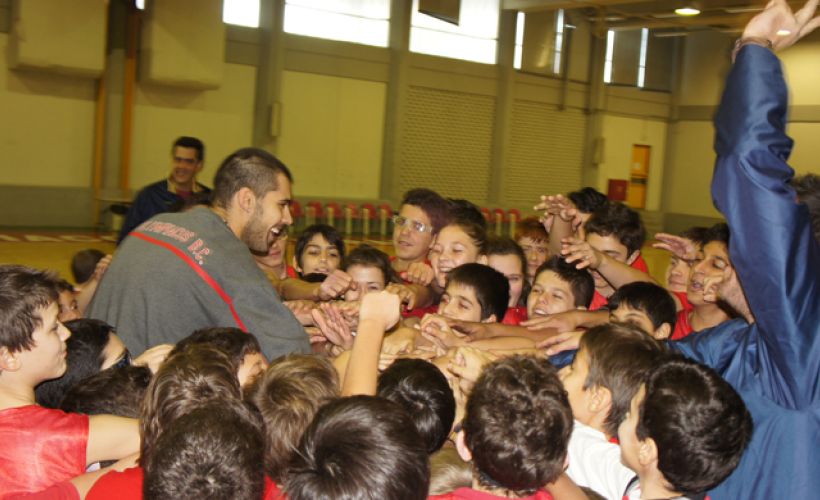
[392,215,433,234]
[111,349,132,370]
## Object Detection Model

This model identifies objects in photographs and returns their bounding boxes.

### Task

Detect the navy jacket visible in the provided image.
[118,179,211,244]
[671,45,820,499]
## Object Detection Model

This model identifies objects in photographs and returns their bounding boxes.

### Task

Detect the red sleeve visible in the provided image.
[671,309,694,340]
[588,291,609,311]
[86,467,143,500]
[287,266,298,279]
[0,406,89,494]
[264,476,286,499]
[631,254,649,273]
[502,307,528,325]
[3,481,80,500]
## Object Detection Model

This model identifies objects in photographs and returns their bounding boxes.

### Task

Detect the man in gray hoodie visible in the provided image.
[88,148,309,359]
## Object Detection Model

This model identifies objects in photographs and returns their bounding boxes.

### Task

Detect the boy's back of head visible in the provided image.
[246,354,339,483]
[446,263,509,322]
[637,355,753,495]
[584,202,646,256]
[171,326,262,370]
[462,355,573,495]
[608,282,677,337]
[0,265,59,353]
[286,395,430,500]
[579,323,665,437]
[377,358,456,454]
[60,364,152,418]
[70,249,106,284]
[144,401,265,500]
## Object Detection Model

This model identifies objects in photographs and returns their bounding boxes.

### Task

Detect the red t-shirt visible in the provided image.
[402,303,439,319]
[286,265,298,279]
[670,291,695,340]
[588,252,649,311]
[0,405,89,495]
[502,306,528,325]
[3,481,80,500]
[86,466,143,500]
[264,476,286,499]
[430,487,554,500]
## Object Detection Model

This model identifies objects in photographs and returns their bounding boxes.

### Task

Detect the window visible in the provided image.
[553,9,564,74]
[410,0,500,65]
[283,0,390,47]
[135,0,260,28]
[514,11,524,69]
[514,9,568,75]
[603,30,614,83]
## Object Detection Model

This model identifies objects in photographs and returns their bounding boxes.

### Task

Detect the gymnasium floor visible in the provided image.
[0,228,671,285]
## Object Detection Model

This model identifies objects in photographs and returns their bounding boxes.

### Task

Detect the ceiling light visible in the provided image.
[675,6,701,16]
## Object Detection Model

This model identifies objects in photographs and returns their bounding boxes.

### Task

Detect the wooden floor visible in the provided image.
[0,229,671,285]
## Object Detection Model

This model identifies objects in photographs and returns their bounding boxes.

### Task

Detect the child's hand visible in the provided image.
[447,346,497,393]
[561,237,603,270]
[285,299,318,325]
[522,310,581,332]
[443,318,490,341]
[420,314,468,350]
[536,331,584,355]
[359,291,401,331]
[653,233,698,261]
[317,270,353,301]
[312,303,355,350]
[93,254,113,282]
[133,344,174,373]
[385,283,418,310]
[401,262,435,286]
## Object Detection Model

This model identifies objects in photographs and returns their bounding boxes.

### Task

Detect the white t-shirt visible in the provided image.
[566,420,638,500]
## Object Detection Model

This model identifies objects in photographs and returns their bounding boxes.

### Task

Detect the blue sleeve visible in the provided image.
[710,45,820,408]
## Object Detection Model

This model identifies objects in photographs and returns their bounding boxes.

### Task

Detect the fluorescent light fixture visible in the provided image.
[637,27,648,88]
[654,31,689,37]
[603,29,614,84]
[675,6,701,16]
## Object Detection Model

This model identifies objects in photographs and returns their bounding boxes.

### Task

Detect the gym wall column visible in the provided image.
[488,9,516,206]
[580,25,606,189]
[252,0,285,151]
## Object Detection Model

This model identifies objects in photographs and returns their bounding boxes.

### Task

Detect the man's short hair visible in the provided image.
[680,226,711,248]
[144,401,265,500]
[0,265,59,353]
[286,395,429,500]
[515,216,549,243]
[446,263,509,321]
[212,147,293,209]
[638,354,753,495]
[568,187,608,214]
[579,323,665,437]
[245,354,339,483]
[535,257,595,309]
[172,136,205,162]
[293,224,346,272]
[584,202,646,256]
[140,345,242,470]
[377,359,456,454]
[402,188,451,234]
[60,365,152,418]
[171,327,262,372]
[608,282,677,331]
[703,222,730,247]
[342,244,398,285]
[35,318,117,408]
[70,249,106,284]
[791,173,820,243]
[464,355,572,494]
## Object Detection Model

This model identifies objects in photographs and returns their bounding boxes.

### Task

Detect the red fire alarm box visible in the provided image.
[607,179,628,201]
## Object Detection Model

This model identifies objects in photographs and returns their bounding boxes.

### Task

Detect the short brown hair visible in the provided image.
[515,216,549,243]
[0,265,59,353]
[246,354,339,482]
[579,323,665,437]
[139,345,242,470]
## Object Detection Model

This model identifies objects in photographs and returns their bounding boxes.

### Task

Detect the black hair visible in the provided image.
[608,282,677,332]
[59,365,152,418]
[70,249,106,284]
[342,244,398,285]
[446,263,509,321]
[568,187,608,214]
[579,323,665,438]
[703,223,730,248]
[35,318,116,408]
[286,395,429,500]
[0,265,59,353]
[402,188,452,234]
[144,402,265,500]
[293,224,345,273]
[172,136,205,162]
[443,200,489,255]
[534,257,595,308]
[792,173,820,243]
[679,226,711,248]
[212,148,293,210]
[377,359,456,454]
[584,202,646,256]
[301,272,329,284]
[486,237,530,307]
[638,354,753,495]
[171,327,262,372]
[464,355,573,494]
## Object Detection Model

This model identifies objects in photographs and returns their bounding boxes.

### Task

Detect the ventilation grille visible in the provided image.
[504,100,586,205]
[399,86,495,203]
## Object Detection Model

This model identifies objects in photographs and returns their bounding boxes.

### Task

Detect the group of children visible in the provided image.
[1,180,759,500]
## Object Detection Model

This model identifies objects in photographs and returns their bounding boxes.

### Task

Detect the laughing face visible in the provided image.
[429,225,481,288]
[240,173,294,254]
[687,240,733,306]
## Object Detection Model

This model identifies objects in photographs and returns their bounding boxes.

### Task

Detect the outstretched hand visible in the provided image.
[653,233,698,261]
[743,0,820,51]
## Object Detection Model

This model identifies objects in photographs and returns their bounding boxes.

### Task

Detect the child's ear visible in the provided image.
[654,323,672,340]
[455,429,473,463]
[292,256,302,274]
[626,250,640,265]
[0,347,21,372]
[638,436,659,468]
[481,314,497,324]
[589,385,613,415]
[476,255,488,265]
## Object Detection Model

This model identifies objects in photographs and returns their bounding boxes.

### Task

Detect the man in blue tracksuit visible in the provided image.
[670,1,820,497]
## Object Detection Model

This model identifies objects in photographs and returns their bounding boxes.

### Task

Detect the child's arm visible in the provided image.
[86,416,139,465]
[341,291,401,396]
[74,255,112,315]
[544,473,590,500]
[279,270,353,301]
[522,309,609,332]
[535,194,578,256]
[562,236,657,290]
